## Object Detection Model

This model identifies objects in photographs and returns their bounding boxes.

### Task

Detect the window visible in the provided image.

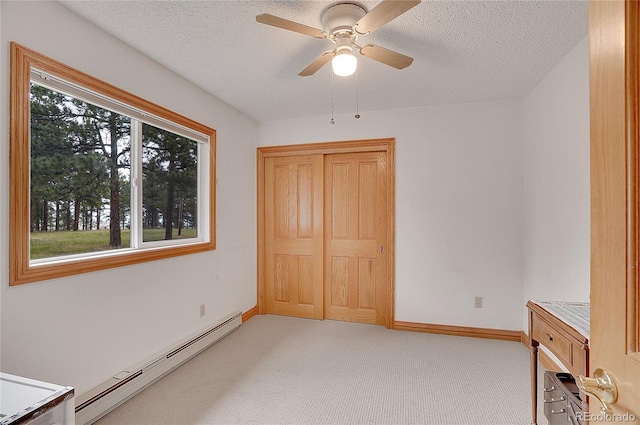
[10,43,216,285]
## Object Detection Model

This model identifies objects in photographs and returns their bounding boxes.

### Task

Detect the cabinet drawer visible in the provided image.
[543,372,583,425]
[544,373,568,424]
[532,316,572,364]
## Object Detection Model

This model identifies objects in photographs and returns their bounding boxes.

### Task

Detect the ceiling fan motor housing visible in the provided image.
[322,2,367,36]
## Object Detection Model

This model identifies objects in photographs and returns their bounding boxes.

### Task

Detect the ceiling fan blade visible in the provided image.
[299,51,335,76]
[360,44,414,69]
[354,0,421,35]
[256,14,327,39]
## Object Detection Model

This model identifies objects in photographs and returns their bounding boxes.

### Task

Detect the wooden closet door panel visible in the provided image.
[265,155,323,319]
[325,152,387,324]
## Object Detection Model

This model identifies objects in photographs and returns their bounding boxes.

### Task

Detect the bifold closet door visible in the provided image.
[324,152,388,325]
[264,155,324,319]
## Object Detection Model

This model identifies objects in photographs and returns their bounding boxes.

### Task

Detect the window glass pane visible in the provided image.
[30,83,131,260]
[142,123,198,242]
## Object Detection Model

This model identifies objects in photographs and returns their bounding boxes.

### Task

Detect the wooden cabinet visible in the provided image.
[531,318,573,366]
[527,300,589,425]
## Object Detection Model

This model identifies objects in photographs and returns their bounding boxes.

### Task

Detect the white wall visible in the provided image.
[259,99,525,331]
[0,0,589,398]
[0,1,257,394]
[522,36,590,330]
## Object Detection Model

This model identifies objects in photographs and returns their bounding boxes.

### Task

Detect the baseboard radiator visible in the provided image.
[75,311,242,425]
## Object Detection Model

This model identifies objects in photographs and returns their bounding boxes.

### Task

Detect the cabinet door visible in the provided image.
[324,152,388,324]
[264,155,324,318]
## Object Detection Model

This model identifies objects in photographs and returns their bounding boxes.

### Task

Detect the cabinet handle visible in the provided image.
[551,408,566,414]
[545,333,554,342]
[544,386,556,392]
[544,396,566,403]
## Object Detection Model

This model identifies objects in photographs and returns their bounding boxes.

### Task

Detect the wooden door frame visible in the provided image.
[257,138,396,329]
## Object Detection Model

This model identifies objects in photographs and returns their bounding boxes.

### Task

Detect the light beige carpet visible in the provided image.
[95,315,548,425]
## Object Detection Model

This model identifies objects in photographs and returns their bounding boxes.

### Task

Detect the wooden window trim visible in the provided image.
[9,42,216,286]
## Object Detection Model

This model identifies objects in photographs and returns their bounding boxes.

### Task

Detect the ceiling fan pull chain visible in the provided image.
[330,71,335,125]
[355,67,361,119]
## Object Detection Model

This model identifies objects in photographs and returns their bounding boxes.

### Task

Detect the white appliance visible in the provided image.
[0,373,74,425]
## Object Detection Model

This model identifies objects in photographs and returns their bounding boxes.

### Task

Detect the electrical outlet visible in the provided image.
[200,304,206,317]
[474,297,483,308]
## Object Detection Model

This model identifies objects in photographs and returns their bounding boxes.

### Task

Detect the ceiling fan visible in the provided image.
[256,0,421,77]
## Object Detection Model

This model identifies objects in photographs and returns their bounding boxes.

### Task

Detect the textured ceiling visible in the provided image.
[59,0,588,122]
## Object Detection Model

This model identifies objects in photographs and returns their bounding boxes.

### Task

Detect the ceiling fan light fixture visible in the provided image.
[332,49,357,77]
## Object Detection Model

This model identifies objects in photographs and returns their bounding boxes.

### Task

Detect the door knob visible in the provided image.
[576,368,618,416]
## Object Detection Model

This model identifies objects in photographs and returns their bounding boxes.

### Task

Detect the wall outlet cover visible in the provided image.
[474,297,483,308]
